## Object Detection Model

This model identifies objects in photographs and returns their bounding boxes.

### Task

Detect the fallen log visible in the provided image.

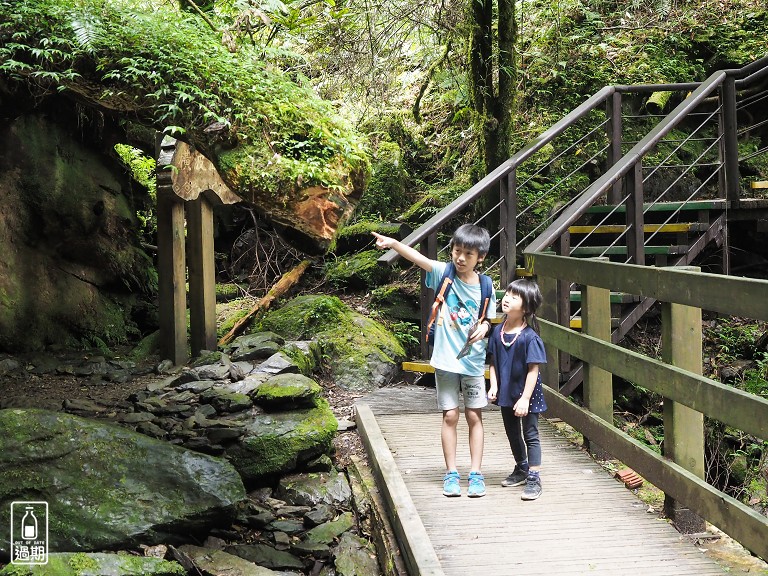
[217,259,311,346]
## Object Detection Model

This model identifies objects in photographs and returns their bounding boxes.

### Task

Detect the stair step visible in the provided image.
[403,361,491,379]
[570,291,639,304]
[585,200,724,214]
[570,245,687,256]
[568,223,708,235]
[570,317,621,329]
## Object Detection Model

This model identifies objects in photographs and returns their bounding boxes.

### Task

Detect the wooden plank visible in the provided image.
[355,404,445,576]
[570,245,686,256]
[570,291,639,303]
[543,385,768,560]
[568,223,706,234]
[751,180,768,189]
[186,197,217,356]
[365,411,730,576]
[539,319,768,439]
[586,200,725,213]
[526,252,768,321]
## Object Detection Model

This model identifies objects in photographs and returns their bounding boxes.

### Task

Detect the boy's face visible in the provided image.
[501,291,525,316]
[451,244,484,274]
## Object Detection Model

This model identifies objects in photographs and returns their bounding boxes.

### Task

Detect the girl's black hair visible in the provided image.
[450,224,491,256]
[506,279,543,332]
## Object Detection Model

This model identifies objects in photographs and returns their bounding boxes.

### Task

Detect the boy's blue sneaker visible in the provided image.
[467,471,486,497]
[443,471,461,497]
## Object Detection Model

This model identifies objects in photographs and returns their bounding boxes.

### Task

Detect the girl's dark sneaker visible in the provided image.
[501,464,528,487]
[521,474,542,500]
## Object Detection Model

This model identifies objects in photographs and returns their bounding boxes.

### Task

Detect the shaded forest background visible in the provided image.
[1,0,768,520]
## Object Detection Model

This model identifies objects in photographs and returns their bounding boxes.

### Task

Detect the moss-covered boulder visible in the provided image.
[256,295,405,391]
[0,409,245,554]
[0,112,153,351]
[224,399,337,484]
[252,373,322,411]
[0,553,186,576]
[324,250,393,290]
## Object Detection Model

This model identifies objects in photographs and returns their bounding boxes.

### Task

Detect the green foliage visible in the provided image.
[355,141,409,220]
[0,0,369,196]
[389,320,420,355]
[114,143,157,240]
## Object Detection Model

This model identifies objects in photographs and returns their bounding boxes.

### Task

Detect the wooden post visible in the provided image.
[582,259,613,460]
[661,266,706,533]
[606,92,623,205]
[537,271,560,391]
[187,196,217,356]
[157,188,188,366]
[625,162,645,265]
[499,170,517,284]
[420,232,438,359]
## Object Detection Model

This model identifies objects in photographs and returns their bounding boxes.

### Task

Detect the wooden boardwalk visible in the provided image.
[356,386,728,576]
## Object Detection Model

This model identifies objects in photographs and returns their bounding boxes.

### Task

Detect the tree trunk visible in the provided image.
[217,259,311,346]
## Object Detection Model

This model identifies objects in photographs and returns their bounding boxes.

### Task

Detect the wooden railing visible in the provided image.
[529,251,768,560]
[380,55,768,359]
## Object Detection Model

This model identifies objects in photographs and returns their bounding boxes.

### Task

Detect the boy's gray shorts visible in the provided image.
[435,369,488,410]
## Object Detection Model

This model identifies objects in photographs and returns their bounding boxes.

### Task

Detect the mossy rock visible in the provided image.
[370,283,420,321]
[224,398,337,483]
[0,553,186,575]
[334,220,402,254]
[324,250,393,290]
[252,373,322,410]
[255,295,405,391]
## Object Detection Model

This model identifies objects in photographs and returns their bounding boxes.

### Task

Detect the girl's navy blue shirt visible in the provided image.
[488,324,548,411]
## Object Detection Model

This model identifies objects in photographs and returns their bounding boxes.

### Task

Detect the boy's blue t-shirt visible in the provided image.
[425,261,496,376]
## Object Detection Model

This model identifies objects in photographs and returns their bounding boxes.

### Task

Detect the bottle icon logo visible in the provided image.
[21,506,38,540]
[10,501,48,565]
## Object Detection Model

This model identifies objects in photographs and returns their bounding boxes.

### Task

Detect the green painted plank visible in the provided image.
[570,245,686,256]
[585,200,724,214]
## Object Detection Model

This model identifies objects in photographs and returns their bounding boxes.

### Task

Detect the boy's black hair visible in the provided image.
[506,279,543,331]
[450,224,491,256]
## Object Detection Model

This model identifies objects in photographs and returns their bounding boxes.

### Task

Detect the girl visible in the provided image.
[487,279,547,500]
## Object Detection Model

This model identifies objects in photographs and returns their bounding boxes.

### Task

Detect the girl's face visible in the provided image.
[450,244,484,275]
[501,290,525,320]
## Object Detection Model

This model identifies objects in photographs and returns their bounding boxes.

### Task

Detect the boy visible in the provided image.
[372,224,496,497]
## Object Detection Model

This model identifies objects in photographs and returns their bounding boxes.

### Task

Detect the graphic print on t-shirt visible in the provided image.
[444,292,479,329]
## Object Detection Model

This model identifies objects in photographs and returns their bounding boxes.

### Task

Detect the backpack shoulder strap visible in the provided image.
[425,263,455,342]
[478,273,493,321]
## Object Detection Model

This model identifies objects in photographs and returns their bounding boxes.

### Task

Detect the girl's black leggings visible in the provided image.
[500,406,542,467]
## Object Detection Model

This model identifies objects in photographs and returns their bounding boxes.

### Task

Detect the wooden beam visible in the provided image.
[662,290,705,532]
[539,319,768,439]
[187,196,217,356]
[157,189,188,366]
[544,385,768,561]
[527,252,768,320]
[582,272,612,460]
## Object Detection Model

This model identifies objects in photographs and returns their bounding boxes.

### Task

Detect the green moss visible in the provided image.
[256,295,348,341]
[68,553,99,574]
[324,250,391,290]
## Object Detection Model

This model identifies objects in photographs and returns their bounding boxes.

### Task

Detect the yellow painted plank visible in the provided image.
[751,180,768,189]
[402,361,491,379]
[568,223,697,234]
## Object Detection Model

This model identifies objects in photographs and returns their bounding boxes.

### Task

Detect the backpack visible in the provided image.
[425,262,493,343]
